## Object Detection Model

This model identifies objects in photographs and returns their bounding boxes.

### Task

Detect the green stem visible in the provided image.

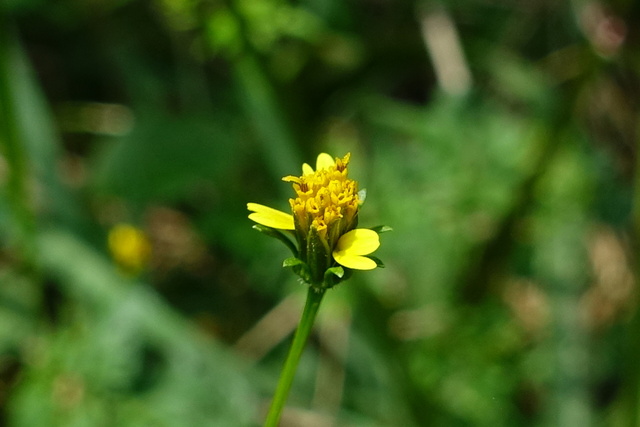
[264,286,325,427]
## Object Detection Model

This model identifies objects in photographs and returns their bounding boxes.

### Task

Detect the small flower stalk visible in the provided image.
[248,152,388,290]
[248,153,389,426]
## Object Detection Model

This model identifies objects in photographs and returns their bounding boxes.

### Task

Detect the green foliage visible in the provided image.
[1,0,639,425]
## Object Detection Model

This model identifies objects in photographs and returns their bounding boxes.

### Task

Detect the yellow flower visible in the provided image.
[248,153,386,287]
[108,223,151,275]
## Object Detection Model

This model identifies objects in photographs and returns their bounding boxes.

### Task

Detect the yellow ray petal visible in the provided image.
[282,175,301,183]
[332,252,378,270]
[333,229,380,270]
[302,163,314,175]
[316,153,335,170]
[334,229,380,255]
[247,203,295,230]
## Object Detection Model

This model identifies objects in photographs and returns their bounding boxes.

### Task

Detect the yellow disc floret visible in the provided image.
[283,153,359,246]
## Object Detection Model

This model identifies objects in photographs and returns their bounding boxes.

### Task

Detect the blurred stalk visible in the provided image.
[0,13,36,260]
[264,287,324,426]
[535,136,592,427]
[460,122,560,303]
[172,33,215,113]
[627,113,640,427]
[232,54,300,179]
[224,0,301,180]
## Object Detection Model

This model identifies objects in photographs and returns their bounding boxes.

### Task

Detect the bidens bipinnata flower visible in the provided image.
[248,153,389,289]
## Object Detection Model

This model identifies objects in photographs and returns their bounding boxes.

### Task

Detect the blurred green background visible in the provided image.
[1,0,639,426]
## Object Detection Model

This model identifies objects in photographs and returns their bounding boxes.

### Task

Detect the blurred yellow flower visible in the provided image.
[108,224,151,275]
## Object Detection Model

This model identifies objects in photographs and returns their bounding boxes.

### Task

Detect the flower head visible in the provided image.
[108,223,151,275]
[248,153,388,288]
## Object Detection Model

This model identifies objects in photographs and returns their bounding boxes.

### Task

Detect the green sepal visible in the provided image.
[366,256,385,268]
[322,266,343,289]
[370,225,393,234]
[343,267,353,281]
[252,224,298,255]
[325,266,344,279]
[282,257,311,283]
[283,257,303,268]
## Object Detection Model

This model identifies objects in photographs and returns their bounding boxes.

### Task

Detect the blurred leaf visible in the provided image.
[9,229,258,426]
[92,112,240,204]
